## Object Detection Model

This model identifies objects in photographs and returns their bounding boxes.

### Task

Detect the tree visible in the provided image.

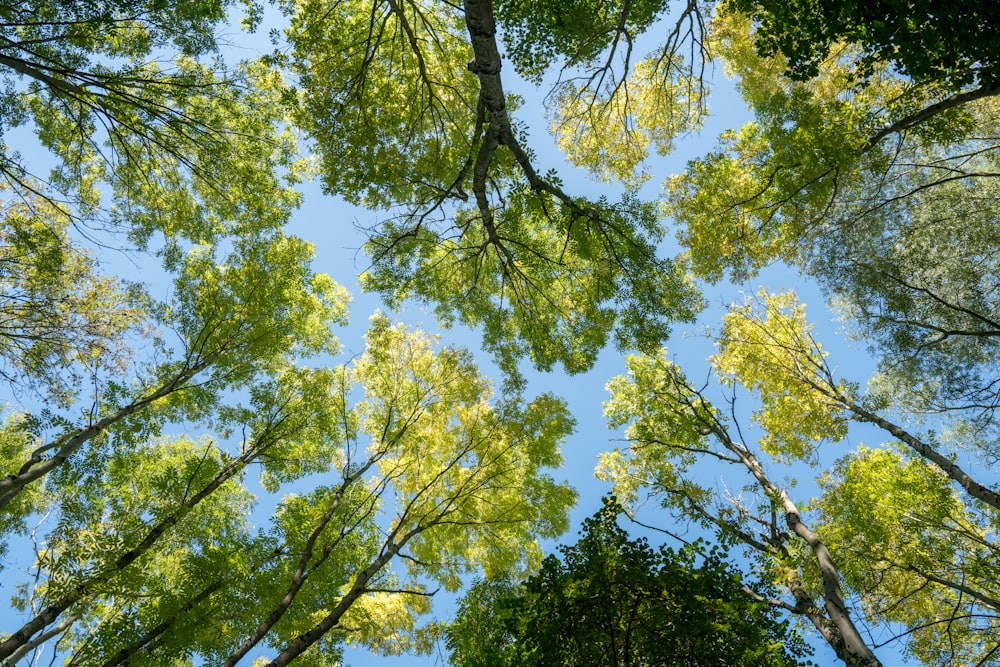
[280,0,1000,409]
[0,3,575,664]
[271,2,1000,665]
[726,0,1000,89]
[1,313,574,665]
[599,291,1000,666]
[4,0,1000,665]
[447,497,810,667]
[652,29,1000,663]
[281,0,707,382]
[0,1,267,204]
[668,6,1000,430]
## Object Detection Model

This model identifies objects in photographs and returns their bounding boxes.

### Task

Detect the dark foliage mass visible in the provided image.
[448,497,810,667]
[729,0,1000,88]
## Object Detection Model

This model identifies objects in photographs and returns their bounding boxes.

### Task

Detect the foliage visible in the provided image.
[0,0,297,235]
[447,496,810,667]
[669,5,1000,445]
[726,0,1000,89]
[283,0,704,382]
[0,187,147,405]
[600,292,1000,666]
[0,2,576,663]
[3,0,1000,665]
[0,313,574,665]
[803,117,1000,436]
[814,446,1000,666]
[495,0,670,82]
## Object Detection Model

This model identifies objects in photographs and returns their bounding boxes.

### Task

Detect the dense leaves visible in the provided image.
[285,0,704,381]
[0,1,577,663]
[727,0,1000,88]
[1,314,574,665]
[814,447,1000,666]
[601,290,1000,665]
[0,187,146,405]
[448,497,808,667]
[670,6,1000,446]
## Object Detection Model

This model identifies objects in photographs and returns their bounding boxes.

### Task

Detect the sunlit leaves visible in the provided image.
[285,0,478,209]
[2,2,301,256]
[0,186,148,405]
[665,96,869,283]
[240,366,354,492]
[168,231,347,378]
[817,447,966,596]
[1,0,234,62]
[551,53,704,186]
[107,59,306,261]
[340,587,431,655]
[363,189,700,380]
[0,1,591,664]
[599,352,718,509]
[670,5,1000,452]
[25,435,255,657]
[2,314,576,665]
[10,0,1000,664]
[286,0,708,378]
[814,446,1000,665]
[669,8,916,283]
[354,314,576,587]
[713,290,849,461]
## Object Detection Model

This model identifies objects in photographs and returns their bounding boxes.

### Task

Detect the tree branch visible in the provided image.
[862,83,1000,153]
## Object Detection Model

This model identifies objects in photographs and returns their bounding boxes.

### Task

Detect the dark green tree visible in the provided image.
[448,497,810,667]
[727,0,1000,89]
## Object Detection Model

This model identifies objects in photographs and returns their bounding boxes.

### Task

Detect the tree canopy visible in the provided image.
[2,0,1000,665]
[447,497,809,667]
[728,0,1000,89]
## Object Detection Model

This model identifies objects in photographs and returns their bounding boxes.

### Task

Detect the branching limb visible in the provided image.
[0,409,291,662]
[862,83,1000,153]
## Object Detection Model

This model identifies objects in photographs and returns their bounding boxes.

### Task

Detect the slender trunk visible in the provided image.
[843,398,1000,511]
[0,614,77,667]
[0,424,262,662]
[221,459,377,667]
[263,536,411,667]
[0,353,217,510]
[723,433,882,666]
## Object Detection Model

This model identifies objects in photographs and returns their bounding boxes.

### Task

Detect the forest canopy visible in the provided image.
[1,0,998,665]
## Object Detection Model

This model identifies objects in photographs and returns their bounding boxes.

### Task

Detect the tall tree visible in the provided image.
[0,3,575,664]
[282,0,1000,394]
[600,291,1000,665]
[282,0,707,382]
[4,1,999,665]
[1,315,574,665]
[668,7,1000,434]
